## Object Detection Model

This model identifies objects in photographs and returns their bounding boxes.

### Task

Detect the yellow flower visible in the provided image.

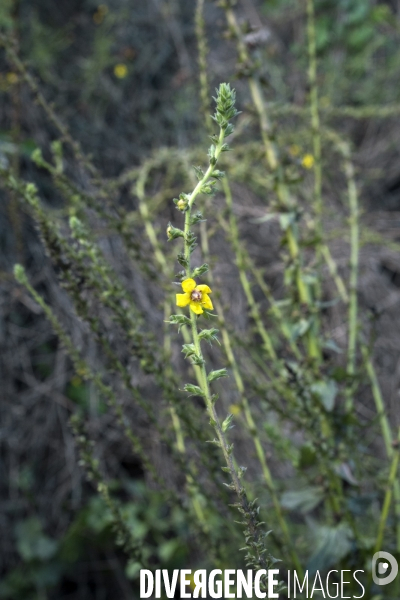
[114,64,128,79]
[302,153,315,169]
[176,278,213,315]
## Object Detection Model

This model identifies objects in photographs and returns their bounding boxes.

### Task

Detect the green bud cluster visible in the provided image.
[212,82,240,133]
[166,223,185,241]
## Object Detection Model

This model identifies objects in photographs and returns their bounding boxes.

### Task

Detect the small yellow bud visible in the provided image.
[229,403,242,416]
[177,199,187,211]
[166,225,172,239]
[302,154,315,169]
[114,64,128,79]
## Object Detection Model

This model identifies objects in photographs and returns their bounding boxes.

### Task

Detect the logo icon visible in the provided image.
[372,551,398,586]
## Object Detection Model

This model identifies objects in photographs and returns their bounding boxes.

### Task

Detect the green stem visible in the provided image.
[199,220,303,574]
[366,428,400,596]
[195,0,212,134]
[178,106,273,572]
[374,428,400,555]
[306,0,323,228]
[221,177,276,360]
[222,3,321,362]
[361,343,400,551]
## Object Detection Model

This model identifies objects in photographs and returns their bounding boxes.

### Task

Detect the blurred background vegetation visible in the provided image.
[1,0,400,598]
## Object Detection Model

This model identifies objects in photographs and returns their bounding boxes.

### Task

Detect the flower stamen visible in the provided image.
[191,290,202,302]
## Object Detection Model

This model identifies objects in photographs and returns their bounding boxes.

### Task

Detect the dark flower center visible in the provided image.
[191,289,202,302]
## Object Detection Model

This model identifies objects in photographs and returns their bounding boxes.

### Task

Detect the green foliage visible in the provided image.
[0,487,193,600]
[15,518,58,562]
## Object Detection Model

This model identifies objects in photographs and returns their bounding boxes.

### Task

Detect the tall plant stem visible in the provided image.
[163,303,211,538]
[199,219,303,574]
[135,174,230,547]
[361,343,400,551]
[365,427,400,596]
[195,0,212,134]
[327,133,359,411]
[374,427,400,554]
[177,100,273,573]
[192,23,301,566]
[217,173,344,518]
[222,3,320,361]
[306,0,322,232]
[217,183,302,360]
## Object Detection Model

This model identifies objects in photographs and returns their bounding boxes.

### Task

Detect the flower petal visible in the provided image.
[190,301,203,315]
[176,292,191,307]
[182,278,196,293]
[196,284,212,294]
[201,293,213,310]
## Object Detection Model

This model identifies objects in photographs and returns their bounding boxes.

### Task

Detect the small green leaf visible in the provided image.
[310,379,338,411]
[297,444,317,468]
[198,328,220,344]
[15,518,58,562]
[323,339,343,354]
[181,344,196,359]
[279,212,296,231]
[190,212,205,225]
[177,253,189,268]
[207,368,228,383]
[290,318,310,339]
[166,222,184,241]
[307,524,353,574]
[280,487,324,514]
[222,413,234,432]
[183,384,205,397]
[192,263,209,277]
[211,169,225,180]
[166,314,191,332]
[193,165,204,180]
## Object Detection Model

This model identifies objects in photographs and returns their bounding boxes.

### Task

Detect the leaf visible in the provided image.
[166,314,191,332]
[193,165,204,181]
[177,253,188,268]
[207,368,228,383]
[307,524,353,574]
[335,462,359,486]
[279,212,296,231]
[249,212,279,224]
[181,343,196,359]
[183,384,205,397]
[310,379,338,411]
[290,318,310,340]
[323,339,343,354]
[192,263,209,277]
[198,328,220,344]
[190,212,205,226]
[298,444,317,468]
[158,538,180,562]
[280,487,324,514]
[221,413,234,432]
[15,518,58,562]
[126,561,141,580]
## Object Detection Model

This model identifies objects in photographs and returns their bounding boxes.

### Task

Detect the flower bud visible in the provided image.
[177,198,187,211]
